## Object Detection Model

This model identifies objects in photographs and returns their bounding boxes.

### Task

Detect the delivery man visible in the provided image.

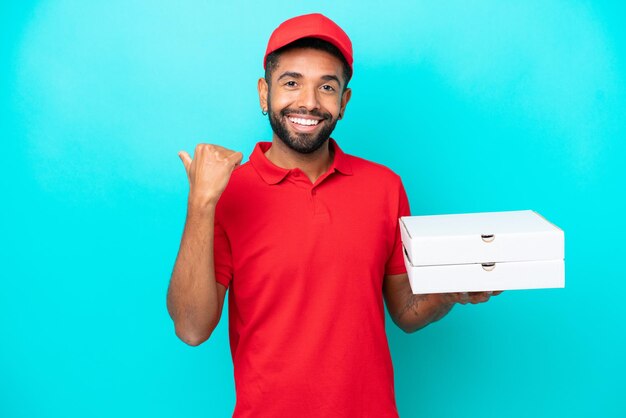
[167,13,499,418]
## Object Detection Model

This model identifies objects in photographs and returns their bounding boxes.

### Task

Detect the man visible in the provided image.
[167,13,499,417]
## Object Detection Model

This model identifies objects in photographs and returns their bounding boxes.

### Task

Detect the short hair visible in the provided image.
[264,37,352,91]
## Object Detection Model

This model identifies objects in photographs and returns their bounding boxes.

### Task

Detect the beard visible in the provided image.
[267,102,338,154]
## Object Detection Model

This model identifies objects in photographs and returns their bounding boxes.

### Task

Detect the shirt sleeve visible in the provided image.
[384,177,411,276]
[214,218,233,288]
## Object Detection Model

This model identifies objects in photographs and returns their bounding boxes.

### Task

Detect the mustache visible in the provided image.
[279,108,332,120]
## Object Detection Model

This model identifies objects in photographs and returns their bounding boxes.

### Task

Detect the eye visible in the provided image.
[321,84,336,92]
[284,80,298,88]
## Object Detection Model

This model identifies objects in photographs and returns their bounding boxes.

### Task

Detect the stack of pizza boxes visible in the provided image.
[399,210,565,294]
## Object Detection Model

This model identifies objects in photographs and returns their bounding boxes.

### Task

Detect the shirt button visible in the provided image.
[311,189,317,196]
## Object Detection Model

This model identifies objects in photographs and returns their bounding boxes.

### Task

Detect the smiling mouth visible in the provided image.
[287,116,321,126]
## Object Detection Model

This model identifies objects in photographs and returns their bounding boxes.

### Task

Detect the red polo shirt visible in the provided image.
[214,139,410,418]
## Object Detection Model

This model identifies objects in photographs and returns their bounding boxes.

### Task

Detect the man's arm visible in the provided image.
[166,144,242,346]
[383,273,500,333]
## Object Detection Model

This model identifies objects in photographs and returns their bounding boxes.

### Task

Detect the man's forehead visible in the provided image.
[272,48,344,78]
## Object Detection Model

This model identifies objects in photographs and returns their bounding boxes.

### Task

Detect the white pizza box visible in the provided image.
[399,210,565,294]
[400,210,564,266]
[402,252,565,294]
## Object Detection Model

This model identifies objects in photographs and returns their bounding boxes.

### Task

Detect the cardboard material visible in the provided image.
[400,210,565,294]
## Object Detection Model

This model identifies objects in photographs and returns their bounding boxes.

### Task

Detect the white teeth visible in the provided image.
[288,117,319,126]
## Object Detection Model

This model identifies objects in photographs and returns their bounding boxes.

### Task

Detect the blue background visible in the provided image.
[2,1,625,417]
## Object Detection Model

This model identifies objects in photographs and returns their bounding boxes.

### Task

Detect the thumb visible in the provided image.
[228,151,244,168]
[178,151,192,173]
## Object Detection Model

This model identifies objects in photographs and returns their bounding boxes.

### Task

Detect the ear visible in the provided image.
[338,88,352,119]
[258,77,269,113]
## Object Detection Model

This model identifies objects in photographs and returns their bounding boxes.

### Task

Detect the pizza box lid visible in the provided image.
[399,210,564,266]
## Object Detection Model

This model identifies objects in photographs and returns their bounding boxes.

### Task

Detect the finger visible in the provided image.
[468,292,493,304]
[458,292,470,305]
[178,151,192,173]
[471,295,490,304]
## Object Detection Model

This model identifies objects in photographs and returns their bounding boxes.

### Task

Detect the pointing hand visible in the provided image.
[179,144,243,210]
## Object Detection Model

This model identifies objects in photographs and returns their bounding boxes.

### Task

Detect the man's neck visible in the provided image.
[265,137,333,184]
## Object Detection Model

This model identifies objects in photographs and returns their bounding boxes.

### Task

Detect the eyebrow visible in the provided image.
[321,75,341,85]
[276,72,342,86]
[277,72,303,81]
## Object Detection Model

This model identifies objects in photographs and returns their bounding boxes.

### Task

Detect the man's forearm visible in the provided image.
[167,205,220,345]
[396,293,455,333]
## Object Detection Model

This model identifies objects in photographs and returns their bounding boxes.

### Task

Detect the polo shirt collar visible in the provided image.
[328,139,353,176]
[250,138,353,185]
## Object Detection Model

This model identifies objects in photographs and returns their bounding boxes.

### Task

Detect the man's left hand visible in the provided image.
[440,291,503,305]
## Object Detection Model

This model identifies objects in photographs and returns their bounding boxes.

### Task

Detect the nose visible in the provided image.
[296,85,320,111]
